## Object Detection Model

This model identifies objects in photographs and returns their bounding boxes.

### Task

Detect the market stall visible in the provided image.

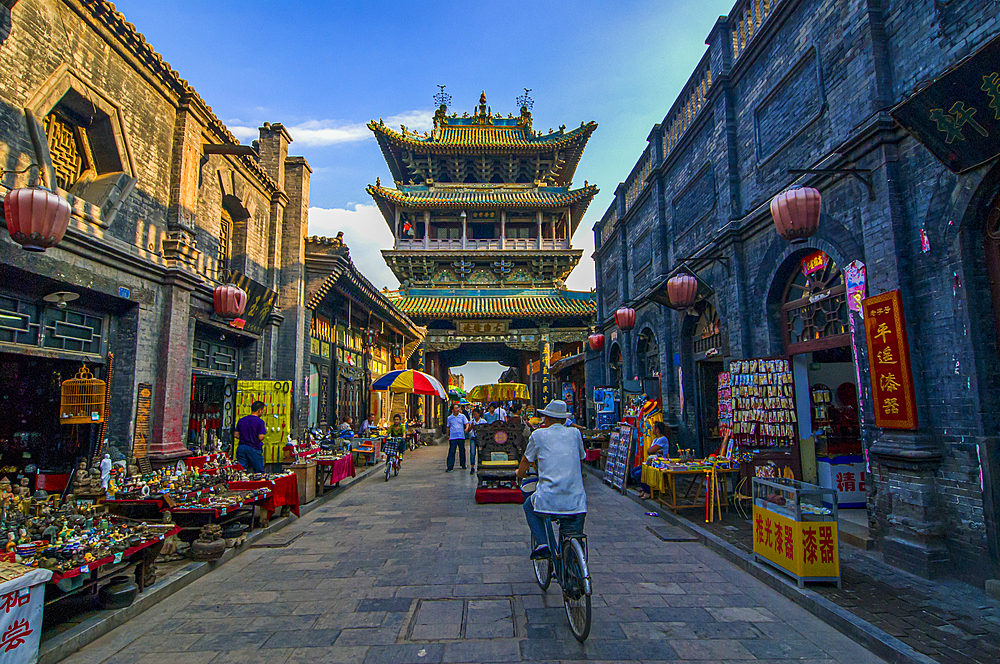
[315,453,355,495]
[0,562,51,664]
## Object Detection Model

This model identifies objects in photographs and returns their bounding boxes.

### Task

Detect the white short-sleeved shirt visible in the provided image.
[524,422,587,515]
[447,413,469,440]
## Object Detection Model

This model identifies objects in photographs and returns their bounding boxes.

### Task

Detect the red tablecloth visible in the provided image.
[184,453,225,471]
[229,473,300,517]
[585,449,602,461]
[317,455,355,485]
[47,526,181,582]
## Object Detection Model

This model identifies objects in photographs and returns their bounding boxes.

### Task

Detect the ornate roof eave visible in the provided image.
[389,290,597,319]
[368,120,596,154]
[305,238,423,340]
[366,183,599,231]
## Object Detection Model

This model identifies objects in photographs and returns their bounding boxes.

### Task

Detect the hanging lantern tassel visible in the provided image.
[770,186,821,243]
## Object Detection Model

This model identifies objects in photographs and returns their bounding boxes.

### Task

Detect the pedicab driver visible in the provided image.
[515,399,587,560]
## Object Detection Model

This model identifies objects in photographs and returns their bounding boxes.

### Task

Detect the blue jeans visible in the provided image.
[469,436,477,467]
[447,438,466,470]
[523,495,586,549]
[631,466,650,493]
[236,445,264,473]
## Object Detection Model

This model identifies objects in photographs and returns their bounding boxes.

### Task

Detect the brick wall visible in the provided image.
[592,0,1000,580]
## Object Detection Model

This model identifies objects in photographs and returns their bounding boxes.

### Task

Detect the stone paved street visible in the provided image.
[61,446,886,664]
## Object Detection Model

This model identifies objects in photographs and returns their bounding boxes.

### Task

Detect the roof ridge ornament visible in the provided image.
[516,88,534,112]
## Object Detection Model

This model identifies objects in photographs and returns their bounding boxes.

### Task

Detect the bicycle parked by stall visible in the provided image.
[531,513,593,641]
[383,438,402,481]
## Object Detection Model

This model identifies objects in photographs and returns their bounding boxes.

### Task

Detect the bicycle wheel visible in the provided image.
[385,459,391,481]
[393,460,399,476]
[531,537,553,591]
[562,538,591,642]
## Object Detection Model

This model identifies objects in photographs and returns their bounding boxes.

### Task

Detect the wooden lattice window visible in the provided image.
[44,113,90,190]
[218,209,233,273]
[781,254,849,353]
[693,303,723,356]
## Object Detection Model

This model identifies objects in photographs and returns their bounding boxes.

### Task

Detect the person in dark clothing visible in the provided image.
[235,401,267,473]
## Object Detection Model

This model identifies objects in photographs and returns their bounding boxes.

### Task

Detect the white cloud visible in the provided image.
[565,225,596,292]
[226,110,435,148]
[308,203,399,290]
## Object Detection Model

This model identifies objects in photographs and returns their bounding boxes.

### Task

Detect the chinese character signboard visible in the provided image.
[221,269,277,337]
[456,320,510,336]
[752,505,839,583]
[862,290,918,429]
[0,567,51,664]
[801,250,829,276]
[891,33,1000,173]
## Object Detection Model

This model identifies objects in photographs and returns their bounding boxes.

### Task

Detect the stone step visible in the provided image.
[839,517,875,550]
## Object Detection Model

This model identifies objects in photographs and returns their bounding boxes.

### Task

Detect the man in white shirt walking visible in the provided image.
[515,400,587,560]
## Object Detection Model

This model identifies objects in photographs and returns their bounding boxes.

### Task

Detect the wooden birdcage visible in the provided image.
[60,366,106,425]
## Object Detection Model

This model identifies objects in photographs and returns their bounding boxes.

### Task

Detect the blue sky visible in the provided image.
[113,0,736,385]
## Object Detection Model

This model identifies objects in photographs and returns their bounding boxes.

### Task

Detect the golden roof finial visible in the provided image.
[480,90,487,106]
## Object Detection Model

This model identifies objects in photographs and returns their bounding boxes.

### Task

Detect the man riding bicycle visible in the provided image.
[516,399,587,560]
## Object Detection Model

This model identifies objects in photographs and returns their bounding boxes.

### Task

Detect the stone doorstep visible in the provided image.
[37,463,383,664]
[581,464,937,664]
[838,518,876,551]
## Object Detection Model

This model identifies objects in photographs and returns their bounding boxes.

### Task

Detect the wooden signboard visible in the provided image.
[132,383,152,458]
[862,290,918,429]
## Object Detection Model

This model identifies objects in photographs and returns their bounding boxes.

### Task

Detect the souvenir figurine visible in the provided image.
[73,461,91,493]
[100,453,112,488]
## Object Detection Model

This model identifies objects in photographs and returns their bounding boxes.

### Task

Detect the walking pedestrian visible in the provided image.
[470,407,486,474]
[446,402,470,472]
[234,400,267,473]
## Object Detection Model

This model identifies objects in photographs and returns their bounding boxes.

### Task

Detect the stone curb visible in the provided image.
[38,464,381,664]
[582,465,937,664]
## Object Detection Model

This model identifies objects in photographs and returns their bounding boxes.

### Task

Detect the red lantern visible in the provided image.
[588,333,605,352]
[214,284,247,319]
[667,274,698,309]
[770,186,821,243]
[3,187,72,252]
[614,307,636,332]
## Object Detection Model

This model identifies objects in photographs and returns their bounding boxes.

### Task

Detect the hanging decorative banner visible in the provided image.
[862,290,918,429]
[844,261,867,313]
[801,250,830,276]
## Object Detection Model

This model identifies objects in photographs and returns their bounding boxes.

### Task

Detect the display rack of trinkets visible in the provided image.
[729,359,798,448]
[602,423,635,493]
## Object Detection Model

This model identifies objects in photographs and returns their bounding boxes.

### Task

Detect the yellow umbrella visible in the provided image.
[468,383,530,402]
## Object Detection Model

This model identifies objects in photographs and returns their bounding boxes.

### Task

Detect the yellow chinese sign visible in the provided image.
[862,290,918,429]
[752,505,839,582]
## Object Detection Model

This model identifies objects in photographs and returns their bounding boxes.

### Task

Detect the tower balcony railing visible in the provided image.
[393,238,571,251]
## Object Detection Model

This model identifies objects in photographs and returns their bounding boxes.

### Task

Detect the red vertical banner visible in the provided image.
[861,290,918,429]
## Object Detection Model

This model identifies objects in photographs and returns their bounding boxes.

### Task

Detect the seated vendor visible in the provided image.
[632,421,670,500]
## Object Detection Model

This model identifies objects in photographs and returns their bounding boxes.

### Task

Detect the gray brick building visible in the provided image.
[592,0,1000,585]
[0,1,313,467]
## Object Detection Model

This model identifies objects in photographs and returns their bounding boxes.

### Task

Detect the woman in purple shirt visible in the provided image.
[235,400,267,473]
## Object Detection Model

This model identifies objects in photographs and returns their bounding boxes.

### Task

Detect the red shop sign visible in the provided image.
[861,290,918,429]
[801,250,829,276]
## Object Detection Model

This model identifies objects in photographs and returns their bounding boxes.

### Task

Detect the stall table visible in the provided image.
[169,492,270,540]
[44,526,180,599]
[642,464,739,513]
[315,455,356,495]
[229,474,300,517]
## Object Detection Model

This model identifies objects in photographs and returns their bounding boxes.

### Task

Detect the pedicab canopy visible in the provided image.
[468,383,530,402]
[371,369,447,399]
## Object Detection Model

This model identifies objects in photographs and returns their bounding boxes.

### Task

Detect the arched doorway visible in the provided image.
[692,302,725,455]
[780,251,862,492]
[636,328,661,401]
[607,343,622,390]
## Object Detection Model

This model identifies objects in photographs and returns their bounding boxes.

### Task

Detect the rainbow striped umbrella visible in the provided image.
[371,369,447,399]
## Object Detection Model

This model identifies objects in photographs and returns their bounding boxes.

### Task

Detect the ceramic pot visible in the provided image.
[98,575,138,610]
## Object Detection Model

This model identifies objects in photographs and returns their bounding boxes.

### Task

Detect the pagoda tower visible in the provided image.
[367,89,597,418]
